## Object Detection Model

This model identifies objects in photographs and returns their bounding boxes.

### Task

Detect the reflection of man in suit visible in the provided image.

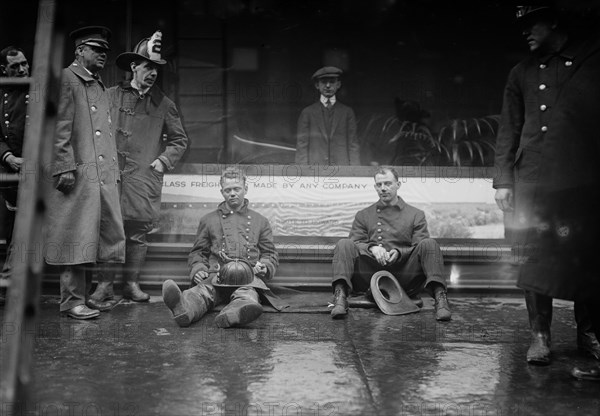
[295,66,360,166]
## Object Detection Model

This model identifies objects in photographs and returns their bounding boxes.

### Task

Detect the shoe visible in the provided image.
[331,282,348,319]
[578,332,600,360]
[64,304,100,320]
[123,282,150,302]
[162,280,190,327]
[434,290,451,321]
[527,333,551,365]
[215,299,263,328]
[86,298,117,312]
[571,366,600,381]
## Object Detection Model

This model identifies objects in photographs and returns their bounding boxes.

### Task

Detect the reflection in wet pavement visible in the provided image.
[4,296,599,416]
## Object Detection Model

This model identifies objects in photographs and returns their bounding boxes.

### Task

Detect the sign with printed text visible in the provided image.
[159,174,504,239]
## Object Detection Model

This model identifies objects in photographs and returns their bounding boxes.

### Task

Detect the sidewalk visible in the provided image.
[1,295,598,416]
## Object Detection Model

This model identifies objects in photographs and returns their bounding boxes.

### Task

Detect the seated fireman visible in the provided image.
[162,167,278,328]
[330,167,452,321]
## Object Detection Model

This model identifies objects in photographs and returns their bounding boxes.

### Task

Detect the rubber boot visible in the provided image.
[575,301,600,360]
[215,286,263,328]
[123,244,150,302]
[524,290,552,365]
[162,280,215,327]
[89,264,117,310]
[330,281,348,319]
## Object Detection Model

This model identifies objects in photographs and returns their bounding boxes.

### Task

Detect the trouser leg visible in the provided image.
[59,264,90,312]
[215,286,263,328]
[89,262,117,302]
[396,238,447,295]
[575,301,600,360]
[163,281,216,327]
[524,290,553,365]
[332,238,360,291]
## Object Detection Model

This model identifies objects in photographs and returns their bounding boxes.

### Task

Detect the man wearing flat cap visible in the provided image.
[295,66,360,166]
[88,31,188,305]
[45,26,125,319]
[494,4,600,373]
[162,167,278,328]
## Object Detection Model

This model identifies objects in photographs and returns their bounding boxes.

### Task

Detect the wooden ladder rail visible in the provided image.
[0,0,64,411]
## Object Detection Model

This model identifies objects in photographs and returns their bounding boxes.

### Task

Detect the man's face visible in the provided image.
[522,19,555,52]
[374,172,400,205]
[315,77,341,98]
[131,61,158,90]
[77,45,108,73]
[2,52,29,77]
[220,177,247,209]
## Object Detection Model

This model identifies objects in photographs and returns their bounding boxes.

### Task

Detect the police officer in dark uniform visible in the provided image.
[494,5,600,368]
[0,46,30,287]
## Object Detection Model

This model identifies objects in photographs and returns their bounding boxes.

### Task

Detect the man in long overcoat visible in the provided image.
[494,6,600,368]
[295,66,360,166]
[88,31,188,304]
[45,26,125,319]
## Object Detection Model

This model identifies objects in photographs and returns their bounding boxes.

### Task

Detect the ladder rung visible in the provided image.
[0,77,33,87]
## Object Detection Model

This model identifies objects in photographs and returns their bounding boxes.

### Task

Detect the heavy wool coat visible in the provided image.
[44,62,125,265]
[517,35,600,301]
[108,82,188,222]
[188,200,278,282]
[295,101,360,165]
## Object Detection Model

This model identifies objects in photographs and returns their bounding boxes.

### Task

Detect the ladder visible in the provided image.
[0,0,64,410]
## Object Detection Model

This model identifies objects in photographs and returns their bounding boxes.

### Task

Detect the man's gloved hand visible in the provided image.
[56,171,75,194]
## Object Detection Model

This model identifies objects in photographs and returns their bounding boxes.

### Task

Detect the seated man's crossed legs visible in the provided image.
[331,237,451,321]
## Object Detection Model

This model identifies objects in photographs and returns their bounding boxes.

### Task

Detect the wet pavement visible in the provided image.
[2,294,599,416]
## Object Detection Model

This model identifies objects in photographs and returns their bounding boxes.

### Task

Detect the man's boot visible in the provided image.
[215,286,263,328]
[331,281,348,319]
[575,301,600,360]
[524,290,552,365]
[162,280,214,327]
[123,244,150,302]
[432,285,452,321]
[88,264,117,311]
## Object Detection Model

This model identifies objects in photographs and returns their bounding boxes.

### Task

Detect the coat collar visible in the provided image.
[375,195,406,210]
[117,80,164,106]
[217,199,250,215]
[68,62,105,88]
[537,37,583,64]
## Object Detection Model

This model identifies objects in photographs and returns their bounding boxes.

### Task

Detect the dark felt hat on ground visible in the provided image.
[370,271,420,315]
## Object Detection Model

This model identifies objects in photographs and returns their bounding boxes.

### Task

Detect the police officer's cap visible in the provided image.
[515,5,556,25]
[312,66,343,80]
[69,26,111,51]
